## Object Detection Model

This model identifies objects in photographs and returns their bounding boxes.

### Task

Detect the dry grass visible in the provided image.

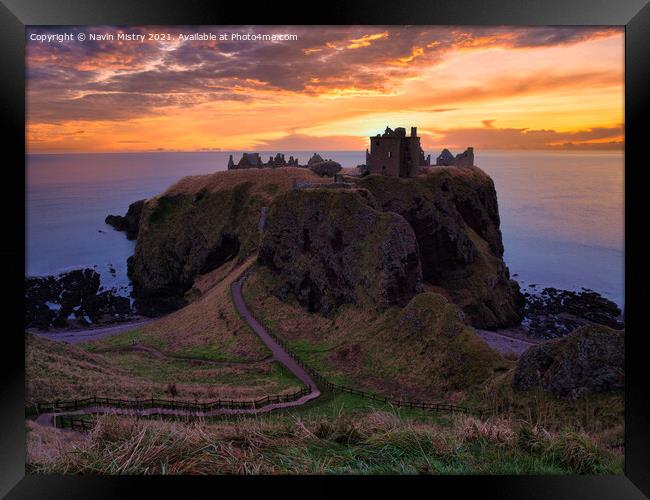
[90,258,267,362]
[481,368,624,436]
[26,408,622,475]
[26,334,301,403]
[161,168,324,197]
[26,420,89,466]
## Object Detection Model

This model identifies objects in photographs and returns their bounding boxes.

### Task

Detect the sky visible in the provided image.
[26,26,624,153]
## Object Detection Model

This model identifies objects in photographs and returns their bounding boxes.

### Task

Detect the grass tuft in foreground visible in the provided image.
[26,406,622,475]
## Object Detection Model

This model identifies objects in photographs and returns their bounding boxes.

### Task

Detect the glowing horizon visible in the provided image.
[26,26,624,154]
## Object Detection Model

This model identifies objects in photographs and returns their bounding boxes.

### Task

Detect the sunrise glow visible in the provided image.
[26,26,624,153]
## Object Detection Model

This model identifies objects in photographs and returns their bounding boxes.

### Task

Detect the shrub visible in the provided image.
[517,422,550,455]
[548,430,607,474]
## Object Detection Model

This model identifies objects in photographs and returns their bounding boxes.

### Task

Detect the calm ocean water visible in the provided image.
[26,150,624,307]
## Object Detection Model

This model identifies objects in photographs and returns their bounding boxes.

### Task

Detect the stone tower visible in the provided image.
[366,126,430,177]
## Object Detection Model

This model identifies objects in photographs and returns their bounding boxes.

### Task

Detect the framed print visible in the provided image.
[1,0,649,497]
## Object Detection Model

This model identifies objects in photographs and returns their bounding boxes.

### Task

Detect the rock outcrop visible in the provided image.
[25,269,132,329]
[396,293,506,389]
[258,188,422,314]
[513,324,624,398]
[523,287,624,338]
[356,167,523,329]
[105,199,145,240]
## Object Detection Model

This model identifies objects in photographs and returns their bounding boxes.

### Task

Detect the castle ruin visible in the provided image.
[435,147,474,167]
[227,152,300,170]
[366,127,430,178]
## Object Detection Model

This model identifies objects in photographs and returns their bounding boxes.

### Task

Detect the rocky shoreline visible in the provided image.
[25,269,136,330]
[521,286,623,339]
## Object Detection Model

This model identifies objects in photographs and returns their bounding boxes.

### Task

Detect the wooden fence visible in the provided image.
[55,415,94,431]
[29,386,311,419]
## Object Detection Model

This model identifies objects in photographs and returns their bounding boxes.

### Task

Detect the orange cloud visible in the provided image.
[25,26,624,153]
[346,32,389,49]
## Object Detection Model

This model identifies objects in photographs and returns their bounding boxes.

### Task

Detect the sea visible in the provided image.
[26,150,625,308]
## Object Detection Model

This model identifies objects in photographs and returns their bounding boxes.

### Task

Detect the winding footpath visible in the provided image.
[34,267,321,427]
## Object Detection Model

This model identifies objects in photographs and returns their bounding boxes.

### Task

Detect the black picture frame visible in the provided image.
[2,0,648,497]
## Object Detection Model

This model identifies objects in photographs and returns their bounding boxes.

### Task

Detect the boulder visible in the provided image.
[513,324,624,398]
[105,199,145,240]
[258,188,422,314]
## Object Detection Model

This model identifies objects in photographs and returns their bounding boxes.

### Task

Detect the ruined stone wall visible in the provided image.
[367,136,402,177]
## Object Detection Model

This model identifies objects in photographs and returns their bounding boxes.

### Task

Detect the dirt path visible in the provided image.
[32,318,155,344]
[34,267,321,427]
[474,327,542,357]
[231,268,320,394]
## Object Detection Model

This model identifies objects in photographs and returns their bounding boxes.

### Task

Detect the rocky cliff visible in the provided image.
[127,168,326,315]
[355,167,523,328]
[127,166,522,328]
[258,188,422,314]
[105,199,145,240]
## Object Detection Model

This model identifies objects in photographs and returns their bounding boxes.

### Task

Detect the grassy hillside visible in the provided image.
[243,266,510,402]
[26,404,623,474]
[27,334,302,403]
[27,333,302,403]
[86,259,267,362]
[242,266,624,437]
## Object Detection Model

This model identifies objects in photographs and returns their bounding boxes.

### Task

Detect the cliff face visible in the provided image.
[258,189,422,314]
[128,166,522,328]
[127,168,325,314]
[105,200,145,240]
[356,167,523,329]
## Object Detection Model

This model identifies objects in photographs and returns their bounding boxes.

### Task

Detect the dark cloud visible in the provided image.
[26,25,622,124]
